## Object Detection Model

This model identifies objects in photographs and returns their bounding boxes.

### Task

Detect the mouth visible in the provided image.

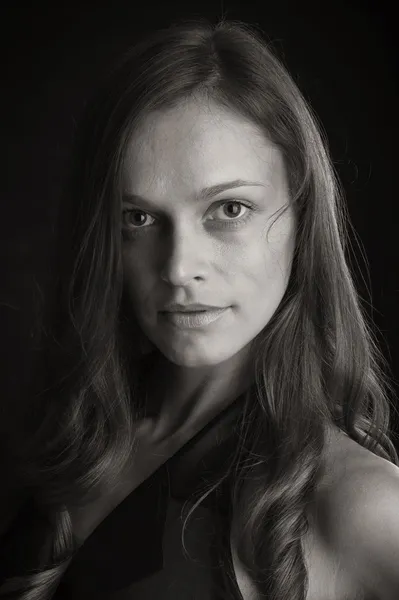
[160,307,229,329]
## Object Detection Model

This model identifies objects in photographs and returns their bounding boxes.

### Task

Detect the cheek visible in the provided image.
[122,252,152,307]
[262,212,296,283]
[233,225,294,295]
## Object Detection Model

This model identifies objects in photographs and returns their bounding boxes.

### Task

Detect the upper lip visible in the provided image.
[161,303,225,312]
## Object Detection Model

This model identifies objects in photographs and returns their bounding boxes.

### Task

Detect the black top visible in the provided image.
[0,392,248,599]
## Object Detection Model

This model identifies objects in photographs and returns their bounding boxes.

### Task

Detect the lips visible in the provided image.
[174,310,206,313]
[161,304,223,313]
[160,307,228,329]
[162,309,206,313]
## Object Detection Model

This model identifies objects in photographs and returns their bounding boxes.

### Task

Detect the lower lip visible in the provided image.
[160,308,228,329]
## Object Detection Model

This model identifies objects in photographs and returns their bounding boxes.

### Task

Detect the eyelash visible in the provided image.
[121,200,258,236]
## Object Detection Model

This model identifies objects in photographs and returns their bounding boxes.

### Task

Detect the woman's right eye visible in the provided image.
[122,209,156,230]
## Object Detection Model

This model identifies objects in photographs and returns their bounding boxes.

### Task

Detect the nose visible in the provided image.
[160,225,206,286]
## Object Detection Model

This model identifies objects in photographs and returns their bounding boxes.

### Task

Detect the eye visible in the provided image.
[121,199,258,236]
[209,200,253,221]
[122,209,155,229]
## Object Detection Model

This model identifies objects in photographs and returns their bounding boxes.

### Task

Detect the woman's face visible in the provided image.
[121,99,295,368]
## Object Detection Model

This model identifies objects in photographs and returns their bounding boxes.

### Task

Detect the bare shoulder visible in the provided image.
[311,427,399,600]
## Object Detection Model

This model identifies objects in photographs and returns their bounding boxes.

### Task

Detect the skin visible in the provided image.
[121,98,296,440]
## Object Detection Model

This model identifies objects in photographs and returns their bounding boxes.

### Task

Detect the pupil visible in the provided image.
[226,202,240,216]
[133,212,145,225]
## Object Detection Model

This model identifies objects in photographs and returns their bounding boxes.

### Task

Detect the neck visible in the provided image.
[144,346,254,441]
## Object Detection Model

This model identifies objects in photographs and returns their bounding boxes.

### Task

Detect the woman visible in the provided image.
[1,16,399,600]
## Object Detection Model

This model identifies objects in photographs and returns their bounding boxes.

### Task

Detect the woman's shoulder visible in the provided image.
[309,427,399,599]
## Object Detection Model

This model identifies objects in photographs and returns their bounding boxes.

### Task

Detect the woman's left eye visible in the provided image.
[209,200,254,222]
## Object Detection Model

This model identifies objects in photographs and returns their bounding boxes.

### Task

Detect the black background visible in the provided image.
[1,1,398,438]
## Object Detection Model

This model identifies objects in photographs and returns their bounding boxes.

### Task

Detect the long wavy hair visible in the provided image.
[1,16,398,600]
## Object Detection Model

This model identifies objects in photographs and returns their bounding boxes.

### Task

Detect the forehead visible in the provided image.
[122,100,284,195]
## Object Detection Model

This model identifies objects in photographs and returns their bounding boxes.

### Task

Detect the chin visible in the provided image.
[158,341,239,369]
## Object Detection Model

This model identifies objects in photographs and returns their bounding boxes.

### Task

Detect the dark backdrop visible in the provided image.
[1,0,398,441]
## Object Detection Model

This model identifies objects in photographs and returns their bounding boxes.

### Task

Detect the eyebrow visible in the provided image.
[122,179,266,205]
